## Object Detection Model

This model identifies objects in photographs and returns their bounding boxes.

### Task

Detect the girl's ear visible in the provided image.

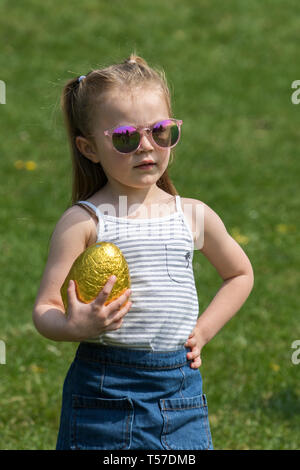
[75,136,98,163]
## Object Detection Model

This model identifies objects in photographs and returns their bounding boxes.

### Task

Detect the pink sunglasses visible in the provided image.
[104,118,183,154]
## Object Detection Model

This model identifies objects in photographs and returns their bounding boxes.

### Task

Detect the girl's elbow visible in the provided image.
[248,263,254,290]
[243,264,254,297]
[32,307,43,336]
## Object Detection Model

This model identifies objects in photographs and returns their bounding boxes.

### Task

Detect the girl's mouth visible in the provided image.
[135,160,156,169]
[135,163,156,170]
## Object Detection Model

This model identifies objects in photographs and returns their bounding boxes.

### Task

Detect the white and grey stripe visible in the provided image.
[77,195,200,351]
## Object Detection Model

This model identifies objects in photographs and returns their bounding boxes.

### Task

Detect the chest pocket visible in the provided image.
[165,243,193,284]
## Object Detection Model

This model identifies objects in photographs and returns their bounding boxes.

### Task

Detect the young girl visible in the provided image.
[33,54,254,450]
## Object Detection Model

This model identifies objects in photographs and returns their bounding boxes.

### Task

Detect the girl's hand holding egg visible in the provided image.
[66,276,132,341]
[60,242,132,341]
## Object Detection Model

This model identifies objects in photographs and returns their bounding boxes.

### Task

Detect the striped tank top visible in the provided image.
[77,195,200,351]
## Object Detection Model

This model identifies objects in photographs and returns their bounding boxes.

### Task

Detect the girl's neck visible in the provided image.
[89,183,175,219]
[99,183,168,208]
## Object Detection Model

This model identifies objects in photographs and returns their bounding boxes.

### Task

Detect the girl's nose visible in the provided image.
[137,133,154,152]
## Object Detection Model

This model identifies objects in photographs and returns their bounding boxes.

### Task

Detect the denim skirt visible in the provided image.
[56,342,213,450]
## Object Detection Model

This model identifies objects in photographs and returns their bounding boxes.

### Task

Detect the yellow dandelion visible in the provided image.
[269,362,280,372]
[174,30,185,40]
[276,224,288,234]
[231,227,250,245]
[29,364,44,374]
[276,224,296,234]
[14,160,24,169]
[25,160,37,171]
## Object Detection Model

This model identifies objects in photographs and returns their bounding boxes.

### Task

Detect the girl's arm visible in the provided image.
[185,201,254,368]
[32,206,90,340]
[32,206,132,342]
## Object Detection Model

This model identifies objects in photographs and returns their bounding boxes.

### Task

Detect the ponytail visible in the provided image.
[61,76,108,204]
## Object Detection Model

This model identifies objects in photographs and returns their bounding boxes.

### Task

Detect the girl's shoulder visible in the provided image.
[55,204,98,249]
[181,197,224,224]
[180,198,226,250]
[180,197,205,211]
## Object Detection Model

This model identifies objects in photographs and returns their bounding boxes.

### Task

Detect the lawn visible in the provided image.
[0,0,299,450]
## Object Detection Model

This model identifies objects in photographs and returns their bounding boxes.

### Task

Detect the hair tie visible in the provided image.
[78,75,86,83]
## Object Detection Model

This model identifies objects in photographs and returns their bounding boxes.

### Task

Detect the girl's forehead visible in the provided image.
[98,87,169,126]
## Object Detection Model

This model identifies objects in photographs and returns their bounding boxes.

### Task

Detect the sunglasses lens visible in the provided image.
[152,119,180,148]
[112,126,140,153]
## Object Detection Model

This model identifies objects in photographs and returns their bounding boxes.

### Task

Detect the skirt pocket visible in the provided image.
[71,394,134,450]
[159,394,212,450]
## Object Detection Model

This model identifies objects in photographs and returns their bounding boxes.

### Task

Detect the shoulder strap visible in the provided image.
[175,195,183,213]
[174,195,196,250]
[75,201,104,240]
[75,202,97,219]
[76,201,102,219]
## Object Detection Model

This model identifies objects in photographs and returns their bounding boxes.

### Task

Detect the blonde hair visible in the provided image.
[61,53,178,204]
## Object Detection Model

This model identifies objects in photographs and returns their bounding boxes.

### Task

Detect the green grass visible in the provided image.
[1,0,300,450]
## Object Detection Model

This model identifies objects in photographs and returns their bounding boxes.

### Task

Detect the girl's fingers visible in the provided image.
[187,344,202,368]
[107,289,132,315]
[185,335,196,347]
[67,280,77,308]
[107,294,132,319]
[94,276,117,306]
[190,356,202,368]
[187,347,199,360]
[105,300,132,331]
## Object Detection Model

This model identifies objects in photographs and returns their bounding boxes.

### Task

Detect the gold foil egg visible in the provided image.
[60,242,131,312]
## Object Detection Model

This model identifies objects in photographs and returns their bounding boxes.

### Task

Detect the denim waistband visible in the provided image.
[76,342,191,370]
